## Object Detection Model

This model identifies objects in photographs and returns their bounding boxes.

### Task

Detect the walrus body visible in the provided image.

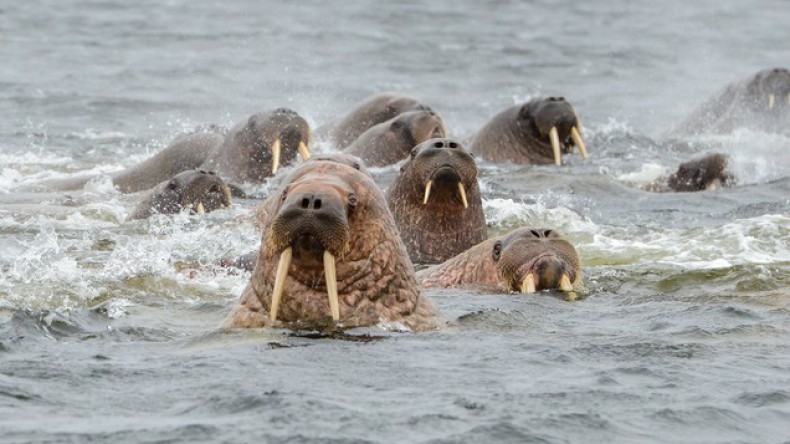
[644,152,735,193]
[673,68,790,135]
[417,228,581,294]
[470,97,588,165]
[343,110,447,167]
[317,93,436,148]
[40,109,311,193]
[225,156,441,331]
[128,170,232,220]
[386,138,486,264]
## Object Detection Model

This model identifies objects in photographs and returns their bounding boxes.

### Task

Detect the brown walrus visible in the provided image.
[316,93,437,148]
[342,110,447,167]
[470,97,588,165]
[673,67,790,135]
[39,108,311,193]
[128,169,233,220]
[417,228,581,294]
[385,138,487,264]
[643,152,735,192]
[225,157,441,331]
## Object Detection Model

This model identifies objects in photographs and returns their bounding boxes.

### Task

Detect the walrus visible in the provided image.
[225,158,441,331]
[342,110,447,167]
[673,67,790,135]
[643,152,735,192]
[316,93,437,148]
[470,97,588,165]
[385,138,487,264]
[417,228,581,294]
[39,108,311,193]
[128,169,233,220]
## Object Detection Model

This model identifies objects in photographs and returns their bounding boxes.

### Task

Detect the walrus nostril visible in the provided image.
[448,141,458,148]
[301,198,309,209]
[314,199,322,210]
[435,141,444,148]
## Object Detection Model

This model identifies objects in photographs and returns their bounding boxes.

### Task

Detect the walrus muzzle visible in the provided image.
[266,190,351,322]
[530,98,588,165]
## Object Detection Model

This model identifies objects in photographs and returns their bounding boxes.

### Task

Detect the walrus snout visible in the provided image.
[667,153,734,192]
[522,97,588,165]
[412,138,478,209]
[494,228,580,294]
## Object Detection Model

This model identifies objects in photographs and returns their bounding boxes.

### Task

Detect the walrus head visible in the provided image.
[401,138,478,210]
[306,152,371,178]
[667,152,735,192]
[516,97,588,165]
[131,169,232,219]
[226,108,312,181]
[492,228,580,293]
[744,67,790,113]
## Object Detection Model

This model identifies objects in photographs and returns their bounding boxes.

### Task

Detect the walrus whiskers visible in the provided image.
[271,138,282,175]
[570,127,588,159]
[323,250,340,321]
[520,274,536,294]
[423,180,433,205]
[297,141,311,160]
[269,246,292,321]
[457,182,468,209]
[549,127,562,165]
[559,273,574,292]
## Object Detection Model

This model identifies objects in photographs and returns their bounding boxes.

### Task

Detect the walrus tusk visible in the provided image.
[457,182,468,209]
[269,247,292,321]
[195,202,206,214]
[549,127,562,165]
[297,141,311,160]
[558,273,573,292]
[271,138,282,175]
[768,94,776,109]
[570,127,588,159]
[520,274,536,294]
[423,180,433,205]
[323,250,340,321]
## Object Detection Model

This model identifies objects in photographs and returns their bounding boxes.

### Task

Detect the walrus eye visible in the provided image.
[410,148,418,159]
[281,188,288,201]
[519,105,530,119]
[348,193,357,210]
[492,241,502,261]
[166,181,178,191]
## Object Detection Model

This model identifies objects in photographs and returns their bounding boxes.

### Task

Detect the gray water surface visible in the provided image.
[1,1,790,443]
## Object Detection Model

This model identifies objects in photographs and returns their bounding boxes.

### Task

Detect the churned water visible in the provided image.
[1,0,789,442]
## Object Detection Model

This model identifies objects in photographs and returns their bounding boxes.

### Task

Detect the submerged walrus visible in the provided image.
[40,108,311,193]
[225,157,441,331]
[673,67,790,135]
[343,110,447,167]
[644,152,735,192]
[417,228,581,294]
[128,170,232,220]
[470,97,588,165]
[386,138,486,264]
[316,93,436,148]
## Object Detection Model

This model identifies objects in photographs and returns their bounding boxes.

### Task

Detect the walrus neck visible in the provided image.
[417,239,501,288]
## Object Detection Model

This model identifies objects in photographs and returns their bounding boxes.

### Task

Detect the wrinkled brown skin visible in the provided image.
[645,152,735,193]
[470,97,584,164]
[39,109,310,192]
[342,110,447,167]
[386,138,487,264]
[128,169,232,220]
[316,93,435,148]
[417,228,581,293]
[673,68,790,136]
[225,160,441,331]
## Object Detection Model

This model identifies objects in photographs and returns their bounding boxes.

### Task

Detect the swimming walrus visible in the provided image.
[39,108,311,193]
[316,92,437,148]
[128,169,233,220]
[417,228,581,294]
[643,152,735,192]
[225,156,442,331]
[470,97,588,165]
[386,138,486,264]
[672,67,790,135]
[343,110,447,167]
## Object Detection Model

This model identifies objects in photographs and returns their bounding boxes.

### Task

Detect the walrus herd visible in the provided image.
[32,67,789,331]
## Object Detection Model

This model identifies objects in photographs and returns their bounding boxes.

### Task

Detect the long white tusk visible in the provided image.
[423,180,433,205]
[323,250,340,321]
[768,94,776,109]
[457,182,468,209]
[269,247,292,321]
[520,274,536,294]
[297,141,311,160]
[271,138,282,175]
[549,127,562,165]
[558,273,574,292]
[570,126,588,159]
[195,202,206,214]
